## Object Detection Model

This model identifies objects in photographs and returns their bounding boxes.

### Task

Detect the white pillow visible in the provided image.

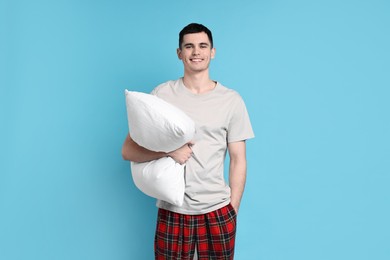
[124,90,195,153]
[131,157,185,206]
[124,90,195,206]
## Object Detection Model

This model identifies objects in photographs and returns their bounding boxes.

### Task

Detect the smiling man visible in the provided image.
[122,23,254,260]
[179,32,215,76]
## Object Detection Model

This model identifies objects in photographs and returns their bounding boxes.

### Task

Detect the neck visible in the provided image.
[182,71,215,94]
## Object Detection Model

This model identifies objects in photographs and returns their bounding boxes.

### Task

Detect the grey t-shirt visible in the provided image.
[151,78,254,215]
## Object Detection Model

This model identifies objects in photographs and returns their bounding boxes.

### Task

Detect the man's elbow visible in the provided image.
[122,147,131,161]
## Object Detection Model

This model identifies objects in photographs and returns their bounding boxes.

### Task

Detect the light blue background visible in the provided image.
[1,0,389,259]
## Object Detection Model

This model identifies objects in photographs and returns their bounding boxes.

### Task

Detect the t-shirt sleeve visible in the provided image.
[227,95,255,143]
[150,87,158,96]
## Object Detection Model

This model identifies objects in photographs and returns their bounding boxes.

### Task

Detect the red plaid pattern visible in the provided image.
[155,204,237,260]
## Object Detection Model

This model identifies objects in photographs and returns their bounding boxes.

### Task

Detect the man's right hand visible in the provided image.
[167,142,194,165]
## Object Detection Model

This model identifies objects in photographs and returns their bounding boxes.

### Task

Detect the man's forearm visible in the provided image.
[122,134,167,162]
[229,158,247,214]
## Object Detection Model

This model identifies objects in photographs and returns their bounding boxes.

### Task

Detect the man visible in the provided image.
[122,23,254,260]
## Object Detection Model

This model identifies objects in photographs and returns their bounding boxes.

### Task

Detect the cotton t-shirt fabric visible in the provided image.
[151,78,254,215]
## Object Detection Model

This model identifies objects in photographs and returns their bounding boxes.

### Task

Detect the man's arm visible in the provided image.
[228,140,247,214]
[122,134,166,162]
[121,133,193,164]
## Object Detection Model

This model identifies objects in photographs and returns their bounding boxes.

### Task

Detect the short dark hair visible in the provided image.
[179,23,213,49]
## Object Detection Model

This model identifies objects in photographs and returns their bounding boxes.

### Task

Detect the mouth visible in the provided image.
[190,58,203,62]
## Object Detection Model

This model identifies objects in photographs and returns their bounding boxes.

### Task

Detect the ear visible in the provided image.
[211,47,216,59]
[177,48,182,60]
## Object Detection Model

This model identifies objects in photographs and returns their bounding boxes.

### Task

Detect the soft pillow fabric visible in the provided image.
[131,157,185,206]
[125,90,195,153]
[125,90,195,206]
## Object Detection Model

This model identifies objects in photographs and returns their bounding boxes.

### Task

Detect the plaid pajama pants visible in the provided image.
[154,204,237,260]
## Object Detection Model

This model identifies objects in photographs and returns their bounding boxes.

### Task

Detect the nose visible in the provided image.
[192,47,200,55]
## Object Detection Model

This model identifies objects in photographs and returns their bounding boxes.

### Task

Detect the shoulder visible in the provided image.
[151,79,181,95]
[215,82,245,104]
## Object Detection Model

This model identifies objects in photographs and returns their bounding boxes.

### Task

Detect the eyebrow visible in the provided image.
[183,42,210,47]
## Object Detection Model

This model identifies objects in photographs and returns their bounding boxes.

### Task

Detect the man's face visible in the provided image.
[177,32,215,73]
